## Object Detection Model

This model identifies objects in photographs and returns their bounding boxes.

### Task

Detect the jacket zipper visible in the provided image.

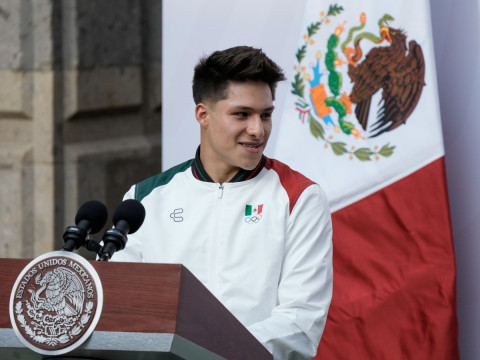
[209,183,224,289]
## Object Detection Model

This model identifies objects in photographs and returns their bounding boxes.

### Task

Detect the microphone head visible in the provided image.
[75,200,108,234]
[112,199,146,234]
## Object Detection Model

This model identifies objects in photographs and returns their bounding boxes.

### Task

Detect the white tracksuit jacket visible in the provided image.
[113,155,333,360]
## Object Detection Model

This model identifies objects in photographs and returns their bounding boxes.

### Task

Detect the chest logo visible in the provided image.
[170,208,184,222]
[245,204,263,224]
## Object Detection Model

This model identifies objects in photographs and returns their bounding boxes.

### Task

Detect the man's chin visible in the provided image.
[240,157,263,171]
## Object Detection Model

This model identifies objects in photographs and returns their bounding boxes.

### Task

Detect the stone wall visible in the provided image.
[0,0,162,259]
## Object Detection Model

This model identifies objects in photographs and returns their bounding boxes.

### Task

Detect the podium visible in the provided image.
[0,258,273,359]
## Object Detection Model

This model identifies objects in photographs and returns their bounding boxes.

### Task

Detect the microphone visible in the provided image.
[99,199,145,261]
[63,200,108,252]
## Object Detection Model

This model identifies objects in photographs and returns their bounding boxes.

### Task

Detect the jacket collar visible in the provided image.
[191,146,266,183]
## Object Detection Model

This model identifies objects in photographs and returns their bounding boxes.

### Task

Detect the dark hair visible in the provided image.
[192,46,286,105]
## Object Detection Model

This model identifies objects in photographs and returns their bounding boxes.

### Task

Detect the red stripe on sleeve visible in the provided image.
[264,158,316,214]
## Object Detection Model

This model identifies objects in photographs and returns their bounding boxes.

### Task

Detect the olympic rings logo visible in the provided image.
[245,214,262,224]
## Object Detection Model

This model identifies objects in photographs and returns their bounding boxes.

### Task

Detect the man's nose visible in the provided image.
[246,115,264,138]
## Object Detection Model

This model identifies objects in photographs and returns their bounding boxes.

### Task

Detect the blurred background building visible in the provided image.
[0,0,162,259]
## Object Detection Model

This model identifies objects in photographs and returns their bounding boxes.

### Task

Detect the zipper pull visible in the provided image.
[218,184,224,199]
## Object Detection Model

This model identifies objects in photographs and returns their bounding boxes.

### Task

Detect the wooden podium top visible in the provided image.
[0,257,272,360]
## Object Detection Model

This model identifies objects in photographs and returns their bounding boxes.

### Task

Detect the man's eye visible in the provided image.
[235,112,248,117]
[261,113,272,120]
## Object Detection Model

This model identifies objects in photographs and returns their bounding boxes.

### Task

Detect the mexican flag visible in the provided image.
[245,204,264,217]
[272,0,459,358]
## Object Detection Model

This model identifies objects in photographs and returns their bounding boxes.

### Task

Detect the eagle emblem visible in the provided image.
[27,267,85,317]
[348,26,425,137]
[10,252,103,355]
[292,4,426,161]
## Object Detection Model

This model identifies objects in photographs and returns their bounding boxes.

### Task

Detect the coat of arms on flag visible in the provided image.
[275,1,444,212]
[292,4,425,161]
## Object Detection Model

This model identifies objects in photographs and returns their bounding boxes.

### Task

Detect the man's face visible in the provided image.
[196,81,274,183]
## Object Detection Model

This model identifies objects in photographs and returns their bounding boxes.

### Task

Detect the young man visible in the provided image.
[113,46,333,359]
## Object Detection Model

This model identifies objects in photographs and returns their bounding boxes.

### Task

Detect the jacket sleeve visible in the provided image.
[247,184,333,359]
[109,184,144,262]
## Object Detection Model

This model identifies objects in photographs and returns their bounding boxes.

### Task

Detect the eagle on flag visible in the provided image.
[348,25,426,137]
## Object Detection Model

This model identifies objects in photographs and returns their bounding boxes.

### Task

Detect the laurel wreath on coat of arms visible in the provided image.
[291,4,426,161]
[15,299,93,346]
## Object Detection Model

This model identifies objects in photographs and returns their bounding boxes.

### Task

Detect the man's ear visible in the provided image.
[195,103,209,128]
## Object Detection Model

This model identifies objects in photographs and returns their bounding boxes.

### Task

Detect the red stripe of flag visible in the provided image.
[315,157,458,359]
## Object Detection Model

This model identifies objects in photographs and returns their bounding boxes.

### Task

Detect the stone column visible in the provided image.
[0,0,162,259]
